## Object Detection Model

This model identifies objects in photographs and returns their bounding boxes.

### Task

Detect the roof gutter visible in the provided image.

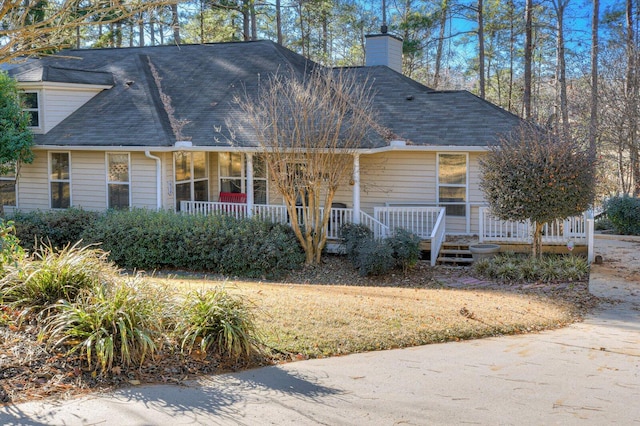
[144,151,162,210]
[34,144,490,154]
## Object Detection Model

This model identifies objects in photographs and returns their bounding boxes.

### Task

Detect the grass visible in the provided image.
[160,276,579,359]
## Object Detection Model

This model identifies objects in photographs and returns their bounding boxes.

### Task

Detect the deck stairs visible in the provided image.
[436,241,474,265]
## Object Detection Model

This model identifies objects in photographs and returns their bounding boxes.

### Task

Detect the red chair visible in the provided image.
[219,192,247,216]
[219,192,247,203]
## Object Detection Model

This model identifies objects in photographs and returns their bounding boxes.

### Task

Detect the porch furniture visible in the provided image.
[219,192,247,203]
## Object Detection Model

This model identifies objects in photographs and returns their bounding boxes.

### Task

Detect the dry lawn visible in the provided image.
[163,273,585,360]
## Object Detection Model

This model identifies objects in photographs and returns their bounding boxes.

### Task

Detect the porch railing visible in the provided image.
[374,206,446,265]
[181,201,447,260]
[373,206,444,239]
[479,207,590,244]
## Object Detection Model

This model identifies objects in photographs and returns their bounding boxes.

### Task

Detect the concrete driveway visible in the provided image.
[1,236,639,425]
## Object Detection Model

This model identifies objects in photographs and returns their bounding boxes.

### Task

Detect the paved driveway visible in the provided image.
[1,236,639,425]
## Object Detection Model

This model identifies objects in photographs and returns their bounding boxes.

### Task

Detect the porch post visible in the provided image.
[352,154,361,224]
[246,153,254,218]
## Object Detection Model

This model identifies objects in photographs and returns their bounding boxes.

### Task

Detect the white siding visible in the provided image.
[130,152,158,209]
[71,151,106,210]
[16,150,49,211]
[360,151,437,212]
[41,89,102,133]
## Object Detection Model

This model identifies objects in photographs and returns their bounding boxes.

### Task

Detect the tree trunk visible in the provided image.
[251,0,257,41]
[139,12,145,47]
[508,0,515,112]
[524,0,534,119]
[434,0,447,88]
[626,0,639,195]
[553,0,569,139]
[477,0,486,99]
[532,221,544,259]
[171,3,180,44]
[150,10,156,46]
[589,0,599,158]
[276,0,282,44]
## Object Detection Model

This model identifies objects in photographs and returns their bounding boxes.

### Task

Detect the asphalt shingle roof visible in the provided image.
[10,40,522,149]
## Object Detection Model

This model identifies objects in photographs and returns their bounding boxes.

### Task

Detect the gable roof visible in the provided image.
[9,41,522,149]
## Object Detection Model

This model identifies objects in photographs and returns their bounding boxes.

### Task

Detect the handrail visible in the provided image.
[429,208,446,266]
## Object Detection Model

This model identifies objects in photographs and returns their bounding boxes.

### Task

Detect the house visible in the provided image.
[4,35,593,263]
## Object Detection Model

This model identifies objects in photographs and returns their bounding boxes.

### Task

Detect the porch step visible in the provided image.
[437,256,474,264]
[436,242,474,265]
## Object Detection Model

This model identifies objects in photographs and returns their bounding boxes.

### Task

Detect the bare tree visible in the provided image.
[551,0,570,139]
[0,0,175,62]
[237,69,378,265]
[589,0,599,157]
[523,0,533,119]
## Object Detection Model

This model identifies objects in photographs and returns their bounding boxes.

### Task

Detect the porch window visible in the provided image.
[175,152,208,211]
[107,153,130,209]
[252,155,268,204]
[0,165,16,208]
[21,91,40,128]
[437,153,467,217]
[50,152,71,209]
[218,153,268,204]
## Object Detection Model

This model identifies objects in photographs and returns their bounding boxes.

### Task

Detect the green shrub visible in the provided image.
[40,276,166,372]
[82,209,304,278]
[12,208,100,252]
[356,239,395,276]
[340,223,373,262]
[473,253,589,283]
[176,288,257,361]
[387,229,421,273]
[341,224,421,276]
[0,242,117,312]
[605,195,640,235]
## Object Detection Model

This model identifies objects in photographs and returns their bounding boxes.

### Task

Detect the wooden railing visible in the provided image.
[360,211,390,239]
[373,206,444,239]
[479,207,590,244]
[429,209,446,267]
[181,201,447,259]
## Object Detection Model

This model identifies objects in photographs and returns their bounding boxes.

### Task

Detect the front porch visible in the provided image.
[181,201,595,265]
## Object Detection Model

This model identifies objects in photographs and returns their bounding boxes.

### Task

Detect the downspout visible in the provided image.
[145,151,162,210]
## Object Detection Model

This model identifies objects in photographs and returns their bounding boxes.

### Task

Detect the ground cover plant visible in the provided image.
[472,252,590,282]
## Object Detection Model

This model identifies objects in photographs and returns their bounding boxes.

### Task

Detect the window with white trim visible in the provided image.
[50,152,71,208]
[21,91,40,128]
[107,153,130,209]
[437,153,467,217]
[218,153,268,204]
[175,152,208,211]
[0,165,16,208]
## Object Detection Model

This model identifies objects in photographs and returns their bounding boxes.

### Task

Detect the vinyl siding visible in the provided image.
[130,152,158,209]
[70,151,106,210]
[41,89,102,134]
[359,151,437,212]
[15,150,49,211]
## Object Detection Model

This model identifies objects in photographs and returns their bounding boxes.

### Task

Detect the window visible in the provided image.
[50,152,71,208]
[218,153,268,204]
[22,92,40,128]
[252,155,268,204]
[175,152,208,210]
[437,153,467,217]
[0,165,16,208]
[107,153,130,209]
